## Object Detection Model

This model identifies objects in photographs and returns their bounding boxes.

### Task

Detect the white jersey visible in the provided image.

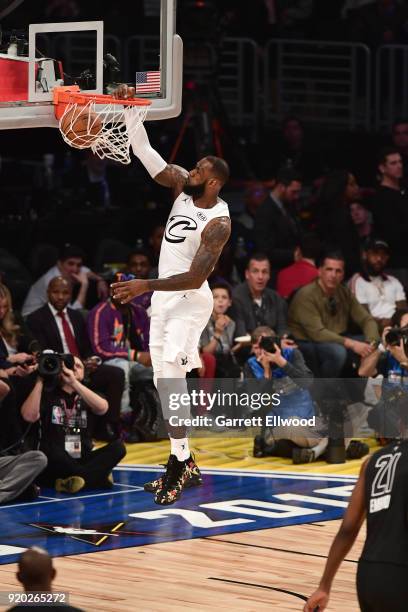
[158,192,230,289]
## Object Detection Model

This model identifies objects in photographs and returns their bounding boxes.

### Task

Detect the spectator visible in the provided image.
[22,244,108,317]
[233,254,289,337]
[10,547,83,611]
[0,283,38,367]
[234,182,268,247]
[254,168,302,270]
[315,169,361,276]
[0,284,40,449]
[277,233,320,299]
[26,277,125,441]
[0,379,46,504]
[200,283,239,378]
[359,308,408,439]
[278,0,314,38]
[0,451,46,504]
[348,0,408,47]
[244,326,327,463]
[391,118,408,183]
[21,356,126,494]
[125,249,153,312]
[83,151,111,208]
[288,251,379,377]
[350,201,373,244]
[44,0,81,19]
[148,224,165,278]
[87,289,152,416]
[209,243,241,287]
[270,116,322,184]
[349,238,407,331]
[0,378,47,504]
[372,147,408,271]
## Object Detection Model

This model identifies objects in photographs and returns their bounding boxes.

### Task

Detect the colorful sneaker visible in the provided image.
[153,455,202,505]
[55,476,85,494]
[144,454,202,493]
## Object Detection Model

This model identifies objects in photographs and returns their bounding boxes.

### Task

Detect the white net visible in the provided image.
[58,99,149,165]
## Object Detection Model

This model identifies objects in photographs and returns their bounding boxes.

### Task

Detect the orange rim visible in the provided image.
[53,85,151,119]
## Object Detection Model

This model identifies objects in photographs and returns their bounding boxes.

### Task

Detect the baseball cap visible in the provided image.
[364,238,390,252]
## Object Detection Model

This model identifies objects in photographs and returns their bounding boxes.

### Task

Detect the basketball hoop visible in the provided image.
[53,86,151,165]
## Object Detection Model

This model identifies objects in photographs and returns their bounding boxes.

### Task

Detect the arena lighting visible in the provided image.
[0,0,25,20]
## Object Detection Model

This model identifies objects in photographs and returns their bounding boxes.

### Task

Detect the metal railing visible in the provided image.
[39,33,408,132]
[216,38,259,133]
[375,45,408,132]
[264,39,371,130]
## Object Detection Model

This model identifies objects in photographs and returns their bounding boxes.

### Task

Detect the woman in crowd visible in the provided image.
[315,170,361,276]
[0,283,38,367]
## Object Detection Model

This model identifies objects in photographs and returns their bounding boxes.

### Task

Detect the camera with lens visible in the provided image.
[38,350,75,382]
[259,335,281,354]
[385,326,408,356]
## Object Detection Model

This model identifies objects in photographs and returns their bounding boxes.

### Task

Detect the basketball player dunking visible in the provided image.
[111,84,230,505]
[305,434,408,611]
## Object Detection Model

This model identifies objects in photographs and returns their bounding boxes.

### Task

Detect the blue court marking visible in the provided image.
[0,467,356,565]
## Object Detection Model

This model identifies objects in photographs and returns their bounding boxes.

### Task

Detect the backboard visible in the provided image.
[0,0,182,129]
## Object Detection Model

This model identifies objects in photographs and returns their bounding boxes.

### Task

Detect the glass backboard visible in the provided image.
[0,0,182,128]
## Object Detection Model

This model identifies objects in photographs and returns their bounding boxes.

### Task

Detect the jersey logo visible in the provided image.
[165,215,198,243]
[197,211,207,222]
[369,452,401,513]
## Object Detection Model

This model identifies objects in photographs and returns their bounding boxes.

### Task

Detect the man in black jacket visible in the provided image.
[373,147,408,271]
[26,277,124,440]
[254,168,302,271]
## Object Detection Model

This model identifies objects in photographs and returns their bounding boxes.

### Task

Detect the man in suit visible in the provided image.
[26,277,124,440]
[254,168,302,271]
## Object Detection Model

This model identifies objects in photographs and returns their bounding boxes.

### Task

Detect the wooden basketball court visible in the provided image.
[0,436,369,611]
[0,521,364,610]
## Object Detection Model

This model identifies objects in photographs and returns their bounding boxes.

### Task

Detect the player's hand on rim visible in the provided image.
[112,84,136,100]
[111,279,149,303]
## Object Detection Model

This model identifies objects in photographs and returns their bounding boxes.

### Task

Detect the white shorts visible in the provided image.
[149,287,213,374]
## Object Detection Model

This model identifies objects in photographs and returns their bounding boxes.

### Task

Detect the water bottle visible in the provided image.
[7,33,17,56]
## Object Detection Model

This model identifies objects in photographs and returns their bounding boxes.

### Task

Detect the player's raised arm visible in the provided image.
[111,216,231,301]
[113,84,188,196]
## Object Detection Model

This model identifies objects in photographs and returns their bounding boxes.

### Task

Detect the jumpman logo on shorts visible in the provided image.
[181,356,188,366]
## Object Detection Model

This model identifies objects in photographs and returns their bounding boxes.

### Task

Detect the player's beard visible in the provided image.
[184,180,206,199]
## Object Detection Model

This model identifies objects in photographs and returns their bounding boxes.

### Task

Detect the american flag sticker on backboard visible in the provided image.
[135,71,161,94]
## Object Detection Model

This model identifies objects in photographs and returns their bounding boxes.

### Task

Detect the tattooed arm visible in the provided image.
[111,217,231,302]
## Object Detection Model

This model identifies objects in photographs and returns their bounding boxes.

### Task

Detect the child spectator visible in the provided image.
[200,283,240,378]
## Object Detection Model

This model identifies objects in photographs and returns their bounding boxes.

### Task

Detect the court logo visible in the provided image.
[165,215,197,243]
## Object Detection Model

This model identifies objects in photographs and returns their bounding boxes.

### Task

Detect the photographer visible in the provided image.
[244,326,328,463]
[21,355,126,494]
[359,308,408,440]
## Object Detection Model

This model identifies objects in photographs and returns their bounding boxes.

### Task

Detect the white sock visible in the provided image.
[311,438,329,459]
[170,437,190,461]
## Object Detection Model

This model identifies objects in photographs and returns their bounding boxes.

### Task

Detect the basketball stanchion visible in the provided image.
[53,85,151,164]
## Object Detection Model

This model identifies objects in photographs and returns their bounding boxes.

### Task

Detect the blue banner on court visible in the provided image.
[0,467,356,564]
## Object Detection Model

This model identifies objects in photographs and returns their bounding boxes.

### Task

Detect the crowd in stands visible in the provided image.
[0,0,408,495]
[0,110,407,497]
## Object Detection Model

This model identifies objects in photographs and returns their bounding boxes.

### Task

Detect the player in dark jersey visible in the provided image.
[304,437,408,611]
